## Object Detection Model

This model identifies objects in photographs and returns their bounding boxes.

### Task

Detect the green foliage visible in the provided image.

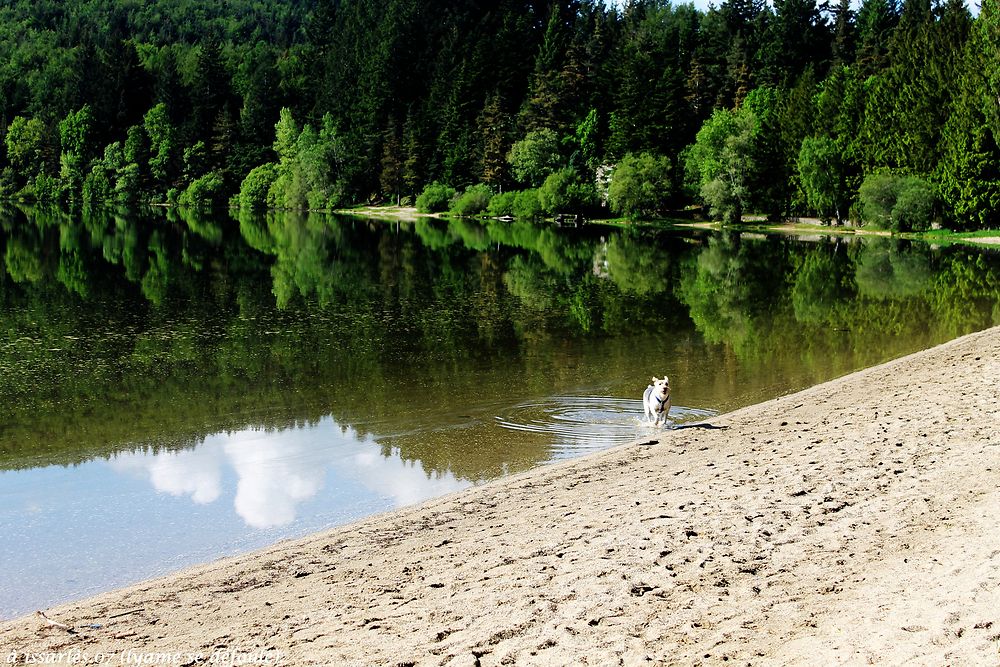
[183,141,209,183]
[858,173,937,231]
[58,106,95,159]
[934,5,1000,230]
[797,136,845,222]
[263,110,346,210]
[114,164,142,204]
[0,0,993,229]
[685,108,757,223]
[450,184,493,217]
[892,178,937,231]
[537,168,596,216]
[607,152,673,218]
[59,152,86,201]
[487,191,517,217]
[858,174,899,228]
[82,167,113,204]
[416,182,457,214]
[513,189,543,220]
[144,104,180,190]
[31,173,62,203]
[178,171,226,208]
[574,109,601,171]
[6,117,50,179]
[238,163,280,209]
[507,129,562,187]
[124,126,148,166]
[273,107,299,164]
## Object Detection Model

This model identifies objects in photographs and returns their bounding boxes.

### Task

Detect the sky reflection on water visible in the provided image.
[0,417,469,619]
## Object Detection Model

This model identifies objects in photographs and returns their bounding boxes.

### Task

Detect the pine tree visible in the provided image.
[856,0,899,75]
[830,0,856,67]
[477,93,511,191]
[401,111,425,198]
[760,0,829,86]
[190,40,232,144]
[155,46,187,126]
[935,0,1000,228]
[520,2,572,132]
[380,117,403,204]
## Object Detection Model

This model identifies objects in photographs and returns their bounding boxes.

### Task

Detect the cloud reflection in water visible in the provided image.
[110,416,469,529]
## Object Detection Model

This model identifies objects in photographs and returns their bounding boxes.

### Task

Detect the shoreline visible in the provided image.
[3,326,1000,664]
[334,206,1000,250]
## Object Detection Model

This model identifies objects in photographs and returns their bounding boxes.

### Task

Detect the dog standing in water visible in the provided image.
[643,376,671,426]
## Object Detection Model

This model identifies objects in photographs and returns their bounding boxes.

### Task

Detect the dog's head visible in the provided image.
[650,376,670,398]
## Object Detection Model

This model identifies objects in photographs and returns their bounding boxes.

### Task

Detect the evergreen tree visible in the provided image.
[830,0,856,67]
[856,0,899,75]
[116,41,155,131]
[380,117,404,204]
[477,94,511,192]
[189,40,232,144]
[154,46,188,126]
[759,0,829,86]
[401,111,426,199]
[520,2,570,133]
[935,0,1000,228]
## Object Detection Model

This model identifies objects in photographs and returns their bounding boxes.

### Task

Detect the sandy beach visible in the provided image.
[3,326,999,666]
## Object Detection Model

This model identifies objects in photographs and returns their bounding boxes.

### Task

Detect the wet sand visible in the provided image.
[3,326,999,665]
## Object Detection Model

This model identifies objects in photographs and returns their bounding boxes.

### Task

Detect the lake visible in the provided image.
[1,206,998,619]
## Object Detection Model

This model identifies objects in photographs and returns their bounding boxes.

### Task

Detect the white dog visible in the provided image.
[643,376,671,425]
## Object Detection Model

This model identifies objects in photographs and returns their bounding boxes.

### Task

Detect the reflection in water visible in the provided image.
[112,444,225,505]
[224,433,327,529]
[0,416,470,619]
[1,205,999,619]
[109,417,469,530]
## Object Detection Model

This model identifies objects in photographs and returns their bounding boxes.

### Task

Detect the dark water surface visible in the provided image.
[2,206,998,619]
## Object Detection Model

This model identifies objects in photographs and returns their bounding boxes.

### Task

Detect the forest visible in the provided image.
[0,0,997,229]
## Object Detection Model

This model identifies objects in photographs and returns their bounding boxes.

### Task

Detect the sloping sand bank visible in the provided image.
[4,327,1000,666]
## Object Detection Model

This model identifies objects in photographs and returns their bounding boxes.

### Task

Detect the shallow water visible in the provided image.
[496,396,717,455]
[1,206,998,618]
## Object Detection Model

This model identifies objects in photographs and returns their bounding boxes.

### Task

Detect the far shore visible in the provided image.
[2,326,998,664]
[333,205,1000,248]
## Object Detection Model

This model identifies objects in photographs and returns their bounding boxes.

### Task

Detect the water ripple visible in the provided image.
[495,395,718,458]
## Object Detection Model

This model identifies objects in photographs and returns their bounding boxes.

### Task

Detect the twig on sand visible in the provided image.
[109,608,146,619]
[672,422,728,431]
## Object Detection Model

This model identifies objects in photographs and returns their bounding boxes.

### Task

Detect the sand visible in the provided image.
[3,327,1000,666]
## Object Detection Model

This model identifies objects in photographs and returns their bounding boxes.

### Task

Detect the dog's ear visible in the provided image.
[650,376,658,383]
[664,375,669,384]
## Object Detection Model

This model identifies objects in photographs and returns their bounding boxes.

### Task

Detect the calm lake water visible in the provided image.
[2,206,999,619]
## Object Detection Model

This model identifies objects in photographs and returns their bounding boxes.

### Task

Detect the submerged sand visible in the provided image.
[3,327,999,665]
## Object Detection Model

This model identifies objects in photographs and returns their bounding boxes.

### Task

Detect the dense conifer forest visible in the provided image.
[0,0,997,229]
